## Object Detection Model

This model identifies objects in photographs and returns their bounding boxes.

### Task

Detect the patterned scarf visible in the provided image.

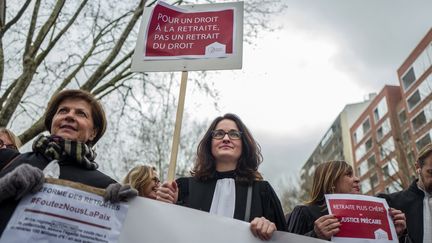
[32,135,98,170]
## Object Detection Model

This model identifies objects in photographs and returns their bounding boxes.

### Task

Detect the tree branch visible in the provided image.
[81,0,146,91]
[2,0,32,35]
[23,0,41,59]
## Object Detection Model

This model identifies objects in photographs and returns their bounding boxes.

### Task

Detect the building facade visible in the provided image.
[397,28,432,159]
[350,28,432,195]
[299,100,372,200]
[350,86,411,195]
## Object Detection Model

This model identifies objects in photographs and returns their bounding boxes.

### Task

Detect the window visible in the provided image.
[358,161,368,177]
[407,80,432,111]
[407,90,421,110]
[418,78,432,99]
[354,117,370,144]
[398,110,407,124]
[373,98,388,122]
[413,45,432,79]
[365,138,373,151]
[377,127,383,141]
[361,178,371,193]
[425,100,432,122]
[402,67,416,90]
[321,128,334,147]
[416,133,431,151]
[385,180,403,194]
[367,155,376,169]
[356,145,366,160]
[380,137,395,159]
[411,111,427,131]
[383,159,399,179]
[376,118,391,141]
[370,173,379,189]
[362,119,371,134]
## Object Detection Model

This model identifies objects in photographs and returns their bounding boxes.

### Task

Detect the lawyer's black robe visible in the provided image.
[176,171,287,231]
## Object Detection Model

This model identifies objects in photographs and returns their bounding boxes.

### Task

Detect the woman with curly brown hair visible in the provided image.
[157,113,286,241]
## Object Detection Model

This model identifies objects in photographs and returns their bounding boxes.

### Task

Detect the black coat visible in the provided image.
[0,149,116,236]
[378,180,424,243]
[286,203,327,238]
[176,174,287,231]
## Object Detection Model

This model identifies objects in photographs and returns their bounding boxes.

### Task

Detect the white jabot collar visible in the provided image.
[209,178,236,218]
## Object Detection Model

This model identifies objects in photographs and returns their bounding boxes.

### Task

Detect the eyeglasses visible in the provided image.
[0,139,18,150]
[211,129,242,140]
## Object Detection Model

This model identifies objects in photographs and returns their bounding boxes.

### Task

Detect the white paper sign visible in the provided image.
[325,194,398,243]
[0,183,128,243]
[119,196,328,243]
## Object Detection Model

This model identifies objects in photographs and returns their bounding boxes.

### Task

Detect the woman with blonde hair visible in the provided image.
[123,165,160,199]
[287,160,407,241]
[0,128,22,151]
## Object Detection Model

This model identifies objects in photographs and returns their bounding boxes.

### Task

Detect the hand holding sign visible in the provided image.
[0,164,44,202]
[388,208,406,236]
[313,214,341,240]
[325,194,399,243]
[250,217,277,241]
[156,180,178,203]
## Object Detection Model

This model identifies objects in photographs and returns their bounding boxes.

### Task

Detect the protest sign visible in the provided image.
[144,1,234,58]
[1,183,327,243]
[325,194,398,243]
[119,195,328,243]
[0,183,128,243]
[131,1,243,71]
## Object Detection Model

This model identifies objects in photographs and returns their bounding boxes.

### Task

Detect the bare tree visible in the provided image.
[277,175,301,215]
[0,0,286,181]
[0,0,285,143]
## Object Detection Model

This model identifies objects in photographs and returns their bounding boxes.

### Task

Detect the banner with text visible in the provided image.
[0,183,128,243]
[144,1,234,59]
[325,194,398,243]
[131,1,243,71]
[1,183,328,243]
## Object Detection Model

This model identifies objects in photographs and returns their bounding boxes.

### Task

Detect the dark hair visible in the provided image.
[417,143,432,167]
[191,113,263,183]
[307,160,352,205]
[44,89,107,146]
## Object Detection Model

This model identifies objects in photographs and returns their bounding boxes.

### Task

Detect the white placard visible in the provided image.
[119,196,328,243]
[131,1,243,72]
[325,194,398,243]
[0,183,128,243]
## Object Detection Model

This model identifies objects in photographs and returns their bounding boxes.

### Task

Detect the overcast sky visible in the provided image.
[185,0,432,194]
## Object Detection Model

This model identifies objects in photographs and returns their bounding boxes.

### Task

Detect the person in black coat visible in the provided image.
[287,160,407,241]
[0,89,119,236]
[378,143,432,243]
[157,113,286,241]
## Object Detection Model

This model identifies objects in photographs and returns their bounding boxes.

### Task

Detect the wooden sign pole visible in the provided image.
[167,71,188,181]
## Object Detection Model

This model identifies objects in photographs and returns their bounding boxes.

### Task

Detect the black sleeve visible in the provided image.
[286,205,316,237]
[376,193,393,207]
[259,181,287,231]
[176,177,189,206]
[0,149,20,172]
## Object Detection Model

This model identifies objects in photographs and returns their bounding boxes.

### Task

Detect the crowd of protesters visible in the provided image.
[0,89,431,243]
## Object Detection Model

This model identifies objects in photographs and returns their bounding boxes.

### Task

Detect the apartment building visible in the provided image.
[299,100,372,200]
[350,86,410,195]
